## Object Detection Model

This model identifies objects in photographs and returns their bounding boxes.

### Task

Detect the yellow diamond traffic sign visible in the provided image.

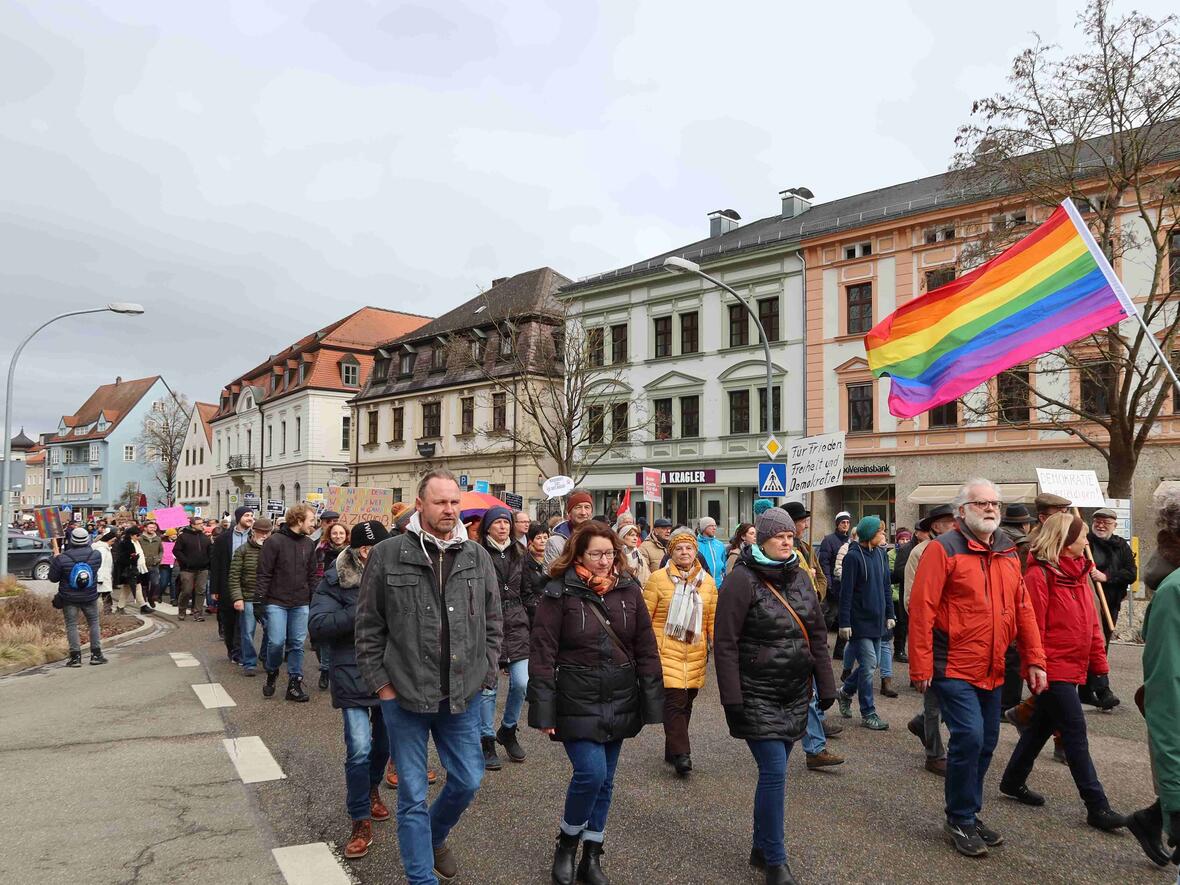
[762,434,782,460]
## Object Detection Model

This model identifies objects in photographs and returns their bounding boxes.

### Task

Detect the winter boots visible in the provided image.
[90,650,108,665]
[482,735,502,771]
[66,651,83,668]
[576,840,609,885]
[285,676,310,702]
[496,724,526,762]
[550,831,580,885]
[344,819,372,859]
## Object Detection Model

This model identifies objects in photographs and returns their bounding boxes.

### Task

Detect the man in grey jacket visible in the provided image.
[356,468,503,885]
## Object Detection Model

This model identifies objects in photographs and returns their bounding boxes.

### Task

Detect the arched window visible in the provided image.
[265,485,272,501]
[215,490,220,515]
[279,483,286,503]
[294,482,301,503]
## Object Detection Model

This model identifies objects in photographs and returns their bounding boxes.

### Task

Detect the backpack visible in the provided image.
[68,559,96,591]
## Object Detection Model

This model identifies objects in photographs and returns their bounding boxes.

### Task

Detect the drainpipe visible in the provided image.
[257,400,265,510]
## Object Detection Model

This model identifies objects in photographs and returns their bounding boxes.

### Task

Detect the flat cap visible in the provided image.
[1092,507,1117,520]
[1035,492,1072,511]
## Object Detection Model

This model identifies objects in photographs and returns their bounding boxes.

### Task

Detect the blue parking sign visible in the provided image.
[757,462,787,497]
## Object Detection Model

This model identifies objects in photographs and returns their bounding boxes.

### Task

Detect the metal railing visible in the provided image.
[226,454,256,471]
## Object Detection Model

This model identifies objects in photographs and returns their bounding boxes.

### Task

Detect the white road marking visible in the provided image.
[154,602,179,616]
[191,682,236,708]
[169,652,200,668]
[223,736,286,784]
[272,843,352,885]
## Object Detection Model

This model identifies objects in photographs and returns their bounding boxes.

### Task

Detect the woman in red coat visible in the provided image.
[998,513,1125,831]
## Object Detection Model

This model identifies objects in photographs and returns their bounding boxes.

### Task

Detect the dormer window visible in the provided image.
[299,362,308,383]
[431,346,445,372]
[843,241,873,260]
[399,352,416,377]
[340,354,361,387]
[500,323,516,357]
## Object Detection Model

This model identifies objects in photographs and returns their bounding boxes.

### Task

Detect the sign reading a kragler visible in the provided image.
[786,432,846,494]
[1035,468,1106,508]
[325,486,397,530]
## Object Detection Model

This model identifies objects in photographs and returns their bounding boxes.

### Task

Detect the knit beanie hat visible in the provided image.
[1064,515,1086,548]
[697,516,717,533]
[753,498,773,517]
[234,505,254,523]
[835,510,852,525]
[856,515,882,541]
[668,527,698,550]
[566,491,592,514]
[350,520,391,549]
[68,526,90,546]
[756,508,796,544]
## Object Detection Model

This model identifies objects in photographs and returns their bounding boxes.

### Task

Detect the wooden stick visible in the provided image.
[1075,506,1116,633]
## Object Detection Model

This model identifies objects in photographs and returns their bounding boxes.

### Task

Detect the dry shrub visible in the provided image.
[0,576,26,597]
[0,591,61,630]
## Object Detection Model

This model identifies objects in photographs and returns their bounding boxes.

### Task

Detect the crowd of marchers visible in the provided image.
[34,471,1180,885]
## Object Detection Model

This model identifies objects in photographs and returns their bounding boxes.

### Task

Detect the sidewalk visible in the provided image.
[0,633,284,885]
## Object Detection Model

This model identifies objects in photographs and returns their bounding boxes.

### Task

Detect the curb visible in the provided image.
[0,614,171,680]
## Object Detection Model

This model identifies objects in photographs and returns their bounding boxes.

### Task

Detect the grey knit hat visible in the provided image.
[756,508,796,544]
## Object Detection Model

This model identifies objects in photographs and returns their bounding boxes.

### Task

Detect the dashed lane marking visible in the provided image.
[272,843,352,885]
[169,652,200,668]
[223,736,286,784]
[191,682,236,708]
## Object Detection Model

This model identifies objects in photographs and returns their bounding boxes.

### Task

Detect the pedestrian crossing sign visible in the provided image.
[757,462,787,497]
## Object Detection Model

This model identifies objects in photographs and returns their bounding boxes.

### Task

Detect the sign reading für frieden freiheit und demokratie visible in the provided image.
[786,432,846,494]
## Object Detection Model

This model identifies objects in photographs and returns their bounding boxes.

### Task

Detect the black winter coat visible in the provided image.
[255,524,317,608]
[1088,532,1137,602]
[173,526,212,571]
[113,536,139,586]
[522,554,547,625]
[209,528,247,600]
[308,549,374,709]
[482,539,529,665]
[714,549,836,741]
[48,544,103,605]
[527,569,663,743]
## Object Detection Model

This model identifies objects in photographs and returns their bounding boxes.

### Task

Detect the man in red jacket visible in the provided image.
[909,477,1048,859]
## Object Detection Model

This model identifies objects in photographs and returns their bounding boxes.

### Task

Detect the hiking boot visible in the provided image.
[551,831,580,885]
[1127,802,1171,866]
[497,723,527,762]
[822,718,843,738]
[749,846,766,870]
[806,748,845,770]
[344,819,372,859]
[672,754,692,776]
[576,840,608,885]
[907,714,930,750]
[837,691,852,719]
[285,676,310,702]
[765,863,799,884]
[318,671,329,691]
[925,757,947,776]
[66,651,83,668]
[943,820,988,857]
[263,671,278,698]
[1000,782,1045,806]
[89,650,108,666]
[862,713,889,731]
[369,787,389,821]
[1087,807,1127,832]
[433,841,458,880]
[482,735,502,771]
[880,677,898,698]
[975,818,1003,847]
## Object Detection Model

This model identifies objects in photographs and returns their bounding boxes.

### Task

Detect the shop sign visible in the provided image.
[843,463,895,478]
[633,469,716,486]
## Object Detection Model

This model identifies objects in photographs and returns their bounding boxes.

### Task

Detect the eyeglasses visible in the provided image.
[967,500,1002,510]
[583,551,614,561]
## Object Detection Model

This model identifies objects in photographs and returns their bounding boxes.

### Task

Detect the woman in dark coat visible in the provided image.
[528,520,663,885]
[478,505,530,769]
[714,508,837,885]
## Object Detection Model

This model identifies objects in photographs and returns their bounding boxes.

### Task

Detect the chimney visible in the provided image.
[708,209,740,238]
[491,277,508,287]
[779,187,814,219]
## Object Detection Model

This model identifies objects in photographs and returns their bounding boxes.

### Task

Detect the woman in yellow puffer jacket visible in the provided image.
[643,527,718,776]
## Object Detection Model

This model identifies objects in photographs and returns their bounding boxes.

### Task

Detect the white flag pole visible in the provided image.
[1062,197,1180,391]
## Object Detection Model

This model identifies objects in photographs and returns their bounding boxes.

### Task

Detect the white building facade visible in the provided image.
[175,403,216,517]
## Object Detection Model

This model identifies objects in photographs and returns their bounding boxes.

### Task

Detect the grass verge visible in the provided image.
[0,587,141,674]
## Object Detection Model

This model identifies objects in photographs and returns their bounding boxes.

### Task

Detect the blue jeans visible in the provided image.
[879,635,894,679]
[934,677,1001,826]
[159,565,174,603]
[746,739,794,866]
[480,659,529,736]
[343,706,390,820]
[318,643,332,673]
[802,679,826,755]
[264,605,308,678]
[561,740,623,843]
[239,602,267,670]
[381,698,484,885]
[841,638,881,717]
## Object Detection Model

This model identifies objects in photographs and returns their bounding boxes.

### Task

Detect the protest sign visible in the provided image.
[542,476,574,500]
[641,467,662,503]
[786,432,846,494]
[33,506,62,540]
[1035,468,1105,508]
[326,486,397,530]
[153,506,190,531]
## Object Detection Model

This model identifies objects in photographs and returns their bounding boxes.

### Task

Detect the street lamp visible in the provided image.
[663,256,777,445]
[1,303,145,579]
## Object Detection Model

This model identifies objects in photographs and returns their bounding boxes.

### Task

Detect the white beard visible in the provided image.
[962,510,999,538]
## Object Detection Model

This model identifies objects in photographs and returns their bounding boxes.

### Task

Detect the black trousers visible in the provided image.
[663,687,699,757]
[219,603,241,659]
[1101,587,1125,646]
[893,594,908,657]
[1001,643,1023,710]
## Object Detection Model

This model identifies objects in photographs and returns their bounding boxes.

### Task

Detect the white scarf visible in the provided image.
[407,511,466,552]
[664,563,704,645]
[486,535,512,553]
[132,538,148,575]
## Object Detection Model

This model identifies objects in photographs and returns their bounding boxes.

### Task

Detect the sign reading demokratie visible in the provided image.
[786,432,846,494]
[1035,468,1106,509]
[325,486,397,530]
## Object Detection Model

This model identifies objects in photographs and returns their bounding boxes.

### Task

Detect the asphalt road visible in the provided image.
[134,612,1169,885]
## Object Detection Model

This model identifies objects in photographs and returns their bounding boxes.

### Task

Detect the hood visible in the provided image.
[334,547,365,589]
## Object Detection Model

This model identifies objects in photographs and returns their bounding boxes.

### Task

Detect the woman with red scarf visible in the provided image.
[528,520,663,885]
[999,512,1125,832]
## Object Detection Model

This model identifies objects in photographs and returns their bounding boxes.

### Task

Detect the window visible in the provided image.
[185,449,190,467]
[460,397,474,434]
[729,304,748,347]
[431,346,445,372]
[199,448,203,465]
[471,337,486,362]
[929,400,958,428]
[294,416,300,452]
[294,482,301,503]
[654,398,673,440]
[729,390,750,434]
[399,352,415,377]
[123,445,135,462]
[588,328,605,368]
[924,225,956,244]
[50,448,60,464]
[588,405,604,444]
[341,415,351,450]
[64,448,74,464]
[93,474,101,496]
[679,312,699,354]
[925,267,956,293]
[246,428,252,454]
[367,411,378,445]
[491,483,506,500]
[392,488,403,504]
[342,362,359,386]
[758,386,782,433]
[610,324,628,364]
[53,477,61,495]
[997,364,1031,424]
[847,284,873,334]
[680,395,700,438]
[1170,228,1180,293]
[1080,360,1114,416]
[279,483,285,503]
[844,241,872,260]
[422,402,441,438]
[492,393,506,431]
[499,328,514,357]
[89,443,99,463]
[280,420,287,454]
[848,383,874,433]
[373,357,390,382]
[299,362,308,384]
[653,317,672,358]
[611,402,628,442]
[992,209,1028,230]
[392,406,404,441]
[757,298,780,342]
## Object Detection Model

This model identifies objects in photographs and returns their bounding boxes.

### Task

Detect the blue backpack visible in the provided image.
[68,560,96,591]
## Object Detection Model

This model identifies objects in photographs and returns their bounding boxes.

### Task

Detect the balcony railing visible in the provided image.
[226,454,257,472]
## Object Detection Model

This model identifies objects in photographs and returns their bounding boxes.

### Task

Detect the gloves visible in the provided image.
[818,696,835,711]
[886,619,896,631]
[838,627,852,641]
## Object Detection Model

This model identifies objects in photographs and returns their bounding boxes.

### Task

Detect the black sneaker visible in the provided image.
[1087,807,1127,832]
[944,820,988,857]
[975,818,1003,846]
[318,671,330,691]
[140,605,152,614]
[89,650,108,666]
[1094,686,1120,710]
[66,652,83,668]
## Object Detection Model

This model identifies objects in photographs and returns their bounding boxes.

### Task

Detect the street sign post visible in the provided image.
[762,434,782,460]
[757,462,787,497]
[459,474,470,491]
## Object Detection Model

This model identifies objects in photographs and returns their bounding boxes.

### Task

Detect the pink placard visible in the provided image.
[154,506,190,531]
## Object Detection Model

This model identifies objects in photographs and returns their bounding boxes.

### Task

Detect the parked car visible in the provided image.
[6,532,54,581]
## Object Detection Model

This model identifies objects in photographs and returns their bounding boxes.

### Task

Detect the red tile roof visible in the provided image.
[46,376,162,444]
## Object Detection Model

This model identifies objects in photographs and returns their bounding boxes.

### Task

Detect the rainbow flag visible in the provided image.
[865,199,1136,419]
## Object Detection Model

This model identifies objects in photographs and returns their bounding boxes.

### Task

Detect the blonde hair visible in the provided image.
[285,503,314,526]
[1029,511,1072,565]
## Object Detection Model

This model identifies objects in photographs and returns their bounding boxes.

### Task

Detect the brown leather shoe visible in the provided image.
[385,760,439,788]
[925,757,947,776]
[880,677,899,698]
[370,787,390,821]
[433,841,458,880]
[344,819,372,859]
[806,748,845,769]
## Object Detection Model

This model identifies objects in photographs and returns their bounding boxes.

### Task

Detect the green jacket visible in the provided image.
[139,534,163,568]
[228,539,263,604]
[1144,562,1180,830]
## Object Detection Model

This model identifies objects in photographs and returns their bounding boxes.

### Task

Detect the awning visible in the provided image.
[907,482,1039,505]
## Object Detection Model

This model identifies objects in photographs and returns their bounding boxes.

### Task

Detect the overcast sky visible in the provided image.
[3,0,1173,436]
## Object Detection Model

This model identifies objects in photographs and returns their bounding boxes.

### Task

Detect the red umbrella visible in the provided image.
[459,491,505,521]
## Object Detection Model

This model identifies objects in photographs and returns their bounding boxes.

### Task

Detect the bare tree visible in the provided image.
[950,0,1180,496]
[136,393,191,506]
